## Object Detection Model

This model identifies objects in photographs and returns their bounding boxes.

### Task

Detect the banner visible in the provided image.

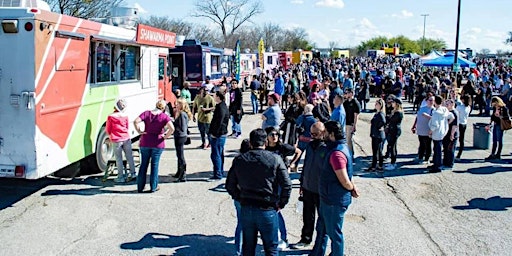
[235,39,241,81]
[258,38,265,69]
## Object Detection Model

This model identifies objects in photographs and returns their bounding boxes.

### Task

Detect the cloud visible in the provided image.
[132,3,147,14]
[290,0,304,4]
[315,0,345,9]
[358,18,376,30]
[391,9,413,19]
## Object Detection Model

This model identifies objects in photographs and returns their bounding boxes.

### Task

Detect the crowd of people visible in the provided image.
[103,53,512,255]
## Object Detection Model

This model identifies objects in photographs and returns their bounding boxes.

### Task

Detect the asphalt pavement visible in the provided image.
[0,92,511,256]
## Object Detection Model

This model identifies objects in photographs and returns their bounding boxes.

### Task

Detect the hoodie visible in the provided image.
[428,106,452,141]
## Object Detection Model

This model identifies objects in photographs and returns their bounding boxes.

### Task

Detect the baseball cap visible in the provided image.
[268,93,280,102]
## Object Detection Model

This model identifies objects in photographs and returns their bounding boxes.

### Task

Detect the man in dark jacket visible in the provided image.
[226,128,292,256]
[229,79,243,138]
[208,91,230,180]
[292,122,327,249]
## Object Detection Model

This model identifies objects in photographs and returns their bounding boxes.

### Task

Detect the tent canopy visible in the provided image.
[401,53,420,59]
[422,53,476,68]
[420,50,443,60]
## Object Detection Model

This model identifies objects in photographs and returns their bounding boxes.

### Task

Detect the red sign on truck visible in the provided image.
[136,24,176,48]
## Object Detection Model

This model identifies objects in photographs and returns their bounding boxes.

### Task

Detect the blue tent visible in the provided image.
[422,53,476,68]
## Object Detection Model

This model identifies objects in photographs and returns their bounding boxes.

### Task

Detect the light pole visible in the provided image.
[453,0,462,73]
[421,14,429,55]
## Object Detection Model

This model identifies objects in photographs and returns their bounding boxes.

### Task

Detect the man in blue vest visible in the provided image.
[310,120,359,256]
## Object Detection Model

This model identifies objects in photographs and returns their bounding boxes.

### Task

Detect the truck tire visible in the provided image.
[91,126,113,173]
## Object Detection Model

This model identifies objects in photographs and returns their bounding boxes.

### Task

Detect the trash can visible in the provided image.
[473,123,491,149]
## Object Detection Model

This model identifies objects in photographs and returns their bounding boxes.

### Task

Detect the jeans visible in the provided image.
[251,93,259,114]
[491,124,504,156]
[137,147,164,192]
[198,122,211,146]
[387,134,399,164]
[278,211,287,242]
[231,115,241,135]
[174,136,187,166]
[241,205,278,256]
[113,139,136,178]
[210,136,226,178]
[301,189,320,243]
[346,125,354,157]
[457,124,467,157]
[432,140,443,170]
[418,135,432,161]
[443,137,456,167]
[310,202,348,256]
[234,200,243,256]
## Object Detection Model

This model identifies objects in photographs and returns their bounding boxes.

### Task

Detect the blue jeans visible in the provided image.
[234,200,243,256]
[432,140,443,170]
[137,147,164,192]
[210,136,226,178]
[310,202,348,256]
[491,124,504,156]
[278,211,287,242]
[241,205,278,256]
[251,93,259,114]
[231,115,241,135]
[198,122,211,146]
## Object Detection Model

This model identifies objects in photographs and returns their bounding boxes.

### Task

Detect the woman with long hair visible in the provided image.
[172,98,192,182]
[384,98,404,171]
[485,96,510,160]
[134,100,175,192]
[456,95,471,159]
[368,98,386,172]
[442,98,458,169]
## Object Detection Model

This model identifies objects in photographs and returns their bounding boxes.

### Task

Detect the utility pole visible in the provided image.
[453,0,462,73]
[421,14,429,55]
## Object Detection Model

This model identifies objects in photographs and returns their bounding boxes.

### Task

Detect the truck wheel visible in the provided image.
[91,126,113,173]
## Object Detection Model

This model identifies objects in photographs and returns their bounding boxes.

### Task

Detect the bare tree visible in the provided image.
[191,25,221,46]
[140,16,194,38]
[47,0,124,19]
[505,31,512,45]
[191,0,264,46]
[328,41,339,50]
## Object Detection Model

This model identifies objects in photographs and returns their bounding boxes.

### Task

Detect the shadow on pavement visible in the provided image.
[453,166,512,175]
[120,232,244,255]
[452,196,512,211]
[0,177,62,211]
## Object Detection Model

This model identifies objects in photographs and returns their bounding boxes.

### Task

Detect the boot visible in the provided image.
[172,165,183,178]
[175,165,187,182]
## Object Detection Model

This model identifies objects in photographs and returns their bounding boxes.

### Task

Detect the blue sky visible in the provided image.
[125,0,512,53]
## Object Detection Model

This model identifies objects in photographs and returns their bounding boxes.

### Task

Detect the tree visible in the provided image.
[480,48,491,55]
[140,16,194,38]
[328,41,339,50]
[47,0,124,19]
[356,36,446,56]
[191,0,264,47]
[505,31,512,45]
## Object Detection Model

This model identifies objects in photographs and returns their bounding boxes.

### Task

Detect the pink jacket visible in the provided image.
[106,112,130,143]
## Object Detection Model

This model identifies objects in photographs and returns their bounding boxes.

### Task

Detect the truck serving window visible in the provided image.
[95,42,112,83]
[119,45,138,81]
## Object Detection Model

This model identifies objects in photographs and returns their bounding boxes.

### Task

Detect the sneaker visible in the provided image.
[277,240,289,251]
[376,166,384,172]
[126,173,136,182]
[114,176,126,183]
[384,164,396,171]
[484,155,495,161]
[365,167,376,172]
[291,241,310,249]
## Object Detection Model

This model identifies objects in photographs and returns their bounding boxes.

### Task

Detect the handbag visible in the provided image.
[500,117,512,131]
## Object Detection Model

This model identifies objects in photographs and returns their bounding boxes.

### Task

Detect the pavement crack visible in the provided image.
[57,196,115,256]
[385,180,446,256]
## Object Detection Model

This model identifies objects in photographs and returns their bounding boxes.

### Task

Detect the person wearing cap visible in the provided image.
[106,99,136,183]
[330,92,346,138]
[383,98,404,171]
[202,76,214,93]
[226,128,292,256]
[342,88,361,158]
[262,93,282,130]
[192,86,215,149]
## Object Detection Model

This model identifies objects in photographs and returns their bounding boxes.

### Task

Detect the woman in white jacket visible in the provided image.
[428,95,453,173]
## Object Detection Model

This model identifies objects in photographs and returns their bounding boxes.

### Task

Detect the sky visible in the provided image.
[124,0,512,53]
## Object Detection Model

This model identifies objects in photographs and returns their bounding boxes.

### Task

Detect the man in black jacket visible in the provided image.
[226,128,292,256]
[208,91,230,180]
[229,79,243,138]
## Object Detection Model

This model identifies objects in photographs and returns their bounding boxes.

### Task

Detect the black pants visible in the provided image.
[371,137,384,168]
[418,135,432,161]
[457,124,467,157]
[443,137,456,167]
[387,134,399,164]
[300,189,320,243]
[174,136,187,166]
